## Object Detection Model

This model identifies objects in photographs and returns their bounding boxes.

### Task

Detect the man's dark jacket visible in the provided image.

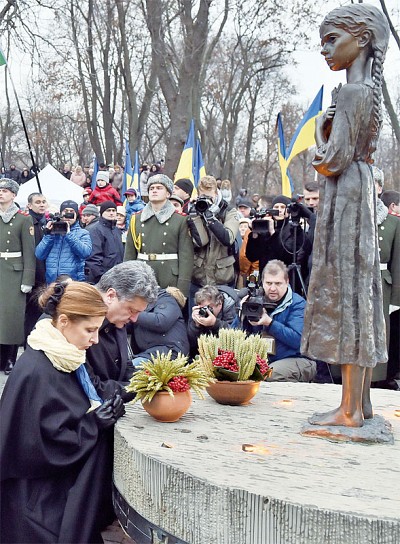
[85,217,124,284]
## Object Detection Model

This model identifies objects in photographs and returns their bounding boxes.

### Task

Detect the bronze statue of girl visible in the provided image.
[301,4,390,428]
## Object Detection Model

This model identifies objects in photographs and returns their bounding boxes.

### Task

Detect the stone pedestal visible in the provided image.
[113,382,400,544]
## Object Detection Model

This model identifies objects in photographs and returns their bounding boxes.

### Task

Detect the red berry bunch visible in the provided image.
[168,375,190,392]
[256,354,270,376]
[212,349,239,372]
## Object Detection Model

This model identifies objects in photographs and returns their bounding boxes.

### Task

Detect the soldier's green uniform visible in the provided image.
[124,206,194,298]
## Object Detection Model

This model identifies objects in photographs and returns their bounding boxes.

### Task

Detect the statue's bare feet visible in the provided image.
[308,406,364,427]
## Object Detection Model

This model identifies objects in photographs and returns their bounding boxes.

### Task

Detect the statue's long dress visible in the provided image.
[301,83,387,367]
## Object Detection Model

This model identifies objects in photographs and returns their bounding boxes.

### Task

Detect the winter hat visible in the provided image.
[236,199,253,209]
[174,178,194,197]
[169,194,184,206]
[0,178,19,195]
[96,171,110,184]
[82,204,99,217]
[60,200,79,214]
[83,188,92,197]
[272,195,291,207]
[100,200,117,216]
[124,188,137,197]
[371,165,384,188]
[116,205,126,216]
[148,174,174,196]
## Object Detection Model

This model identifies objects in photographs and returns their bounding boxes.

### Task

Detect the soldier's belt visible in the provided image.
[0,251,22,258]
[380,263,388,271]
[137,252,178,261]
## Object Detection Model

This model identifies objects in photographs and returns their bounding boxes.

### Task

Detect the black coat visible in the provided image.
[130,289,189,359]
[85,318,134,401]
[246,219,312,295]
[85,217,124,283]
[0,347,115,543]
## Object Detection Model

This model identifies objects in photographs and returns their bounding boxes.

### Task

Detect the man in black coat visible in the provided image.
[85,200,124,284]
[85,261,159,399]
[24,192,48,342]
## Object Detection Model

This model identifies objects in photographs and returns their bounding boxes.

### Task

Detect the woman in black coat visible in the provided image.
[0,281,125,543]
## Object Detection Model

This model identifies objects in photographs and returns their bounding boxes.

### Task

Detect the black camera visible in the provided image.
[251,208,280,235]
[48,212,74,235]
[240,275,277,321]
[194,196,213,215]
[198,305,213,317]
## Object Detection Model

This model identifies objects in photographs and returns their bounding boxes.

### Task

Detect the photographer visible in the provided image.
[188,285,240,358]
[188,175,239,302]
[243,260,316,382]
[246,194,313,296]
[35,200,92,284]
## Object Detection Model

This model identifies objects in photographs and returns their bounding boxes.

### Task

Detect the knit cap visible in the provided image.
[124,188,137,197]
[100,200,117,216]
[82,204,99,217]
[272,195,291,207]
[60,200,79,214]
[116,205,126,216]
[174,178,194,197]
[96,171,110,184]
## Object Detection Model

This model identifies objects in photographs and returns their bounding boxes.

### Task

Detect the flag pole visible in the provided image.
[5,65,42,193]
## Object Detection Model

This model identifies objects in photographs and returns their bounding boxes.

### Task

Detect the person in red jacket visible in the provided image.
[89,171,122,207]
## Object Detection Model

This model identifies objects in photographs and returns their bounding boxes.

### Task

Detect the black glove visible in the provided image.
[202,209,216,223]
[296,202,313,219]
[93,394,125,430]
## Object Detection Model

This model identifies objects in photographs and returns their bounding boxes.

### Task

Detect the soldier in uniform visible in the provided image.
[0,179,35,374]
[124,174,194,298]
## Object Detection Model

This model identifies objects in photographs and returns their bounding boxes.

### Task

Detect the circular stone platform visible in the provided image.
[113,382,400,544]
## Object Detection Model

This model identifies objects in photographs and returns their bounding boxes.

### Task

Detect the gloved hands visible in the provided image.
[93,393,125,430]
[21,284,33,294]
[202,209,216,224]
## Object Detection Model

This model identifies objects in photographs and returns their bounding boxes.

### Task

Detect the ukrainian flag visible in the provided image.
[130,150,140,194]
[175,120,195,184]
[276,113,292,197]
[286,86,324,166]
[91,155,99,190]
[121,140,133,200]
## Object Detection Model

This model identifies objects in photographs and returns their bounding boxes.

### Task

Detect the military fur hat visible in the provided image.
[148,174,174,196]
[0,178,19,195]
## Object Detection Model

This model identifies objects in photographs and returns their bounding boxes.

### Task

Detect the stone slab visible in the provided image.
[114,382,400,544]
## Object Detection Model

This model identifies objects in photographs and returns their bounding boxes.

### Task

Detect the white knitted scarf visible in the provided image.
[28,319,85,372]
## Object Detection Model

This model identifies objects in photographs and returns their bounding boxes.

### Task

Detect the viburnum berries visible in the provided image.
[168,375,191,392]
[256,354,270,376]
[212,349,239,372]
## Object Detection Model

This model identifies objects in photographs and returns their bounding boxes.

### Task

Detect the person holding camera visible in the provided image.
[188,284,240,358]
[188,175,239,305]
[243,259,316,382]
[246,194,313,296]
[35,200,92,284]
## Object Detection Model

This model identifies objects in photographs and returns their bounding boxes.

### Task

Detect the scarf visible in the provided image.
[28,319,102,411]
[0,203,19,224]
[376,198,388,226]
[141,199,176,224]
[29,209,46,226]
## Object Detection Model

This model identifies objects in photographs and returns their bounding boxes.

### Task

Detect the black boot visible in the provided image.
[4,360,14,375]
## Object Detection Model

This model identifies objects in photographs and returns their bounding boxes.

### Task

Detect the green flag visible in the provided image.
[0,49,7,66]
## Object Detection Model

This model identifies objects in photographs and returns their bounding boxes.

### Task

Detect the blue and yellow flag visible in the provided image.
[194,138,206,188]
[121,140,133,200]
[286,86,323,166]
[130,150,140,194]
[175,120,195,184]
[91,155,99,190]
[276,113,292,197]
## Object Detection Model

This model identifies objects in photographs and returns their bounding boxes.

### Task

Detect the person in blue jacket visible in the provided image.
[243,259,316,382]
[35,200,92,283]
[124,188,145,229]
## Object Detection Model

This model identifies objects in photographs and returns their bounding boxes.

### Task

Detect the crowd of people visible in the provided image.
[0,156,399,541]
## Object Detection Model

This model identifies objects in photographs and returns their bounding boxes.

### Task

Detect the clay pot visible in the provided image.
[207,380,260,406]
[142,390,192,422]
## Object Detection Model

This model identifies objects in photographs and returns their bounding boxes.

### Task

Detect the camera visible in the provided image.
[251,208,280,235]
[47,212,74,235]
[286,196,312,222]
[198,305,213,317]
[240,275,277,321]
[194,196,213,215]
